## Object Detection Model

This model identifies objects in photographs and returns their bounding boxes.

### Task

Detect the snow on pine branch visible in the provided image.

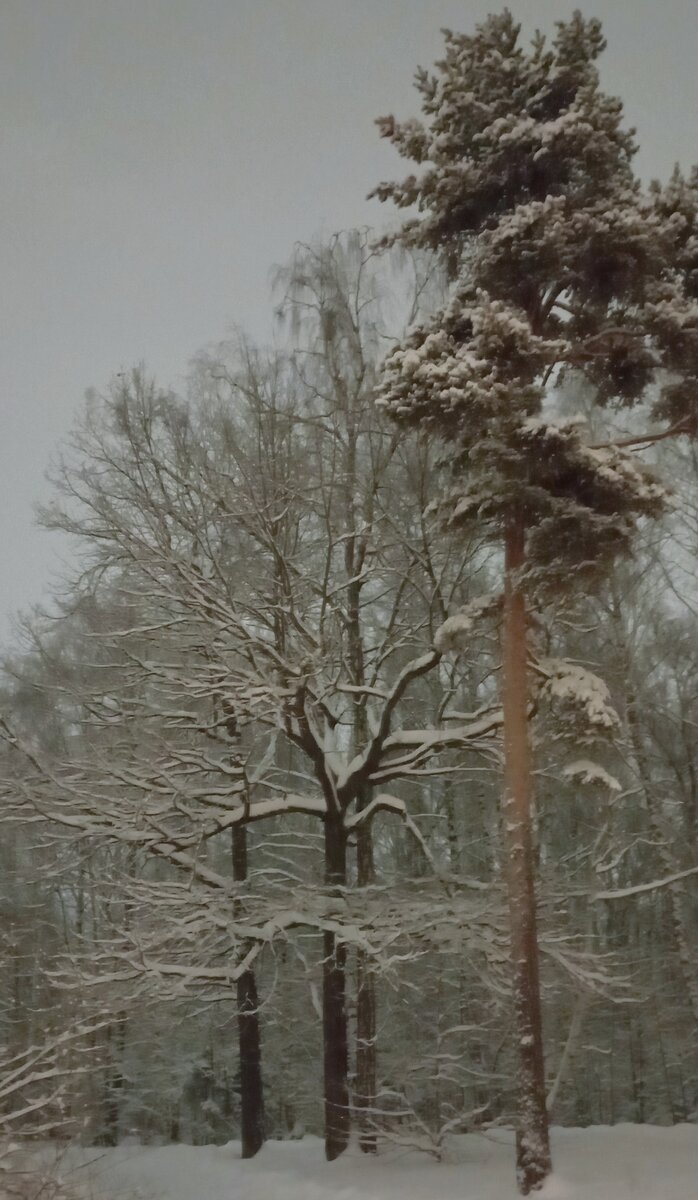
[434,594,500,653]
[562,758,621,792]
[535,657,621,737]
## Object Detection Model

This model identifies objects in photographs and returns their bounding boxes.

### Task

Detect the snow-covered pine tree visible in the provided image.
[371,10,697,1192]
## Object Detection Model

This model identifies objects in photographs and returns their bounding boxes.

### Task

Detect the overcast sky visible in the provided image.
[1,0,697,643]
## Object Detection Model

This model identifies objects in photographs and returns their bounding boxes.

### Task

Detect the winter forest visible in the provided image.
[3,9,698,1198]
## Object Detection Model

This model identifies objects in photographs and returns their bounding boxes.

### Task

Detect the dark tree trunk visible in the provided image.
[232,825,265,1159]
[323,816,350,1161]
[336,376,377,1154]
[102,1016,126,1147]
[501,519,551,1194]
[345,558,377,1153]
[355,810,377,1153]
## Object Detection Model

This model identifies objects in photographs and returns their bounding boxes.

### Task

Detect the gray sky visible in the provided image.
[1,0,697,643]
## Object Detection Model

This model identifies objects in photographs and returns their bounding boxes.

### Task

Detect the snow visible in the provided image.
[537,659,620,734]
[562,760,622,792]
[14,1125,698,1200]
[434,594,498,652]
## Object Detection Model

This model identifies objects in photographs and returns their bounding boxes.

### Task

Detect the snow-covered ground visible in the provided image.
[11,1125,698,1200]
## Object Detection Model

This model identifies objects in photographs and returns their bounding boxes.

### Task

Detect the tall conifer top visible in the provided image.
[372,10,697,585]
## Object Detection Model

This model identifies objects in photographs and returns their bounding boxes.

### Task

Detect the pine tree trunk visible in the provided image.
[323,816,350,1160]
[232,825,265,1159]
[501,519,552,1194]
[356,812,377,1153]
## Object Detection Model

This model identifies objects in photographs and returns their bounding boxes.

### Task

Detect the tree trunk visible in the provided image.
[356,811,377,1153]
[102,1014,127,1146]
[345,543,377,1154]
[232,825,265,1159]
[501,519,552,1194]
[323,816,350,1160]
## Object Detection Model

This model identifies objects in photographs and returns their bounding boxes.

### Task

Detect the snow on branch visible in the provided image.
[335,648,441,797]
[535,657,620,737]
[562,759,622,792]
[434,594,500,653]
[593,864,698,901]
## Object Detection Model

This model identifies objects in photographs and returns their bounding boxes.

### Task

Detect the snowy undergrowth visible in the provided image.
[8,1125,698,1200]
